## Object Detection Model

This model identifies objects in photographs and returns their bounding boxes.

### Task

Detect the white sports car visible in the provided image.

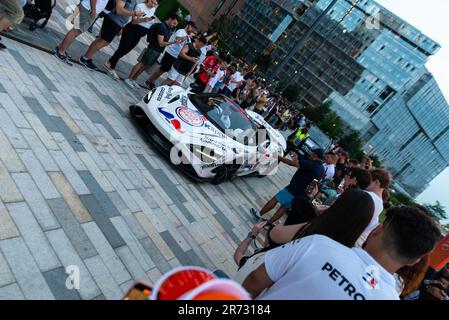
[130,86,286,184]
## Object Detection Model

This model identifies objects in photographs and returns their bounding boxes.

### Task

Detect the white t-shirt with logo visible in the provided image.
[226,71,244,92]
[356,191,384,247]
[81,0,109,15]
[135,3,157,29]
[208,68,225,88]
[259,235,399,300]
[165,28,189,58]
[323,163,336,180]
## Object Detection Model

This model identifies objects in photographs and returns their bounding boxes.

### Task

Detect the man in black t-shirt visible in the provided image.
[163,36,208,86]
[250,149,325,224]
[125,13,180,86]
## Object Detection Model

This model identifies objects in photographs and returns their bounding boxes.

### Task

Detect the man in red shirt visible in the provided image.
[191,51,222,92]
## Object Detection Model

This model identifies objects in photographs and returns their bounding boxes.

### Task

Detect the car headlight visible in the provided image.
[189,145,224,164]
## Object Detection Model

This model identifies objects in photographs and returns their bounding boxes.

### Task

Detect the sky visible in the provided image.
[375,0,449,218]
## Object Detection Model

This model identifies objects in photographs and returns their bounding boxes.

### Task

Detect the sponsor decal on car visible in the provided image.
[158,107,185,134]
[157,88,166,101]
[176,107,205,127]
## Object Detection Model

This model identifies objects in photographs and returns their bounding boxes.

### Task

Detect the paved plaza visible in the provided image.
[0,3,295,300]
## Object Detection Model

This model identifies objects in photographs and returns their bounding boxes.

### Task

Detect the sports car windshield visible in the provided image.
[190,94,257,138]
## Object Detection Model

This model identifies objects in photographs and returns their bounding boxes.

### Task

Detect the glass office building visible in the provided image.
[228,0,449,197]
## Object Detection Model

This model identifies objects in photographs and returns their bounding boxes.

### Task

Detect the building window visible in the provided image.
[366,101,380,114]
[212,0,226,16]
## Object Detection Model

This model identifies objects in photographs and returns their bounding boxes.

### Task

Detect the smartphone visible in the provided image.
[123,281,153,300]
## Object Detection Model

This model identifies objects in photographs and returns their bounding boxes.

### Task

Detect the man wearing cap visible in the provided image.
[251,149,325,224]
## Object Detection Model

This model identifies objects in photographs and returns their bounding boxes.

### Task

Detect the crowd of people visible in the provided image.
[231,141,448,300]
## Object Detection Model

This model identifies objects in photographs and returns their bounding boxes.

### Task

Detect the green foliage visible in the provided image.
[283,84,300,102]
[337,131,364,160]
[232,45,245,59]
[210,14,233,38]
[254,54,272,72]
[423,201,448,222]
[390,192,414,206]
[369,154,383,168]
[155,0,180,21]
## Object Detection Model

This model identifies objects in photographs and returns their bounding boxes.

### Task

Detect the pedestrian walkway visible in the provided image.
[0,36,295,300]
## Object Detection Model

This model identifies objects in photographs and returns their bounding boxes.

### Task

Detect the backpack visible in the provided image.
[146,22,161,45]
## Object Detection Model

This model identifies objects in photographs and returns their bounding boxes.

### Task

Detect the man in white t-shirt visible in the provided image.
[145,21,197,89]
[242,206,441,300]
[323,152,337,181]
[54,0,110,64]
[356,168,392,247]
[220,65,243,97]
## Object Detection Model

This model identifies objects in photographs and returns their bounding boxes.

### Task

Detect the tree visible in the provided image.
[210,14,233,39]
[369,154,383,168]
[282,84,301,102]
[337,131,364,160]
[390,192,414,206]
[423,201,448,222]
[232,45,245,59]
[254,54,272,72]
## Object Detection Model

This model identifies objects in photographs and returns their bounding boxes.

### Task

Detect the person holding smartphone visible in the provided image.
[105,0,159,79]
[79,0,145,72]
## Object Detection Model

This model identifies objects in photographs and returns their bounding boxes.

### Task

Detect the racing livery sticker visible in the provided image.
[158,107,185,134]
[176,107,205,127]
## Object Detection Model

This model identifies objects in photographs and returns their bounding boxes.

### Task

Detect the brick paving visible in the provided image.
[0,2,295,300]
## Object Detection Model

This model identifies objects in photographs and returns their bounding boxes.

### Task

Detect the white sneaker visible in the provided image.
[104,62,120,80]
[124,78,136,89]
[131,79,139,88]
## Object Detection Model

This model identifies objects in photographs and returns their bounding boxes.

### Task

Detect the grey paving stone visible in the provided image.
[0,128,25,173]
[0,201,20,240]
[43,267,82,300]
[49,151,90,195]
[115,246,152,282]
[0,94,31,129]
[0,237,55,300]
[9,49,57,92]
[0,283,25,300]
[0,83,6,93]
[17,149,60,199]
[50,116,85,152]
[24,96,59,132]
[0,161,23,203]
[159,231,193,266]
[71,96,121,139]
[212,210,235,234]
[7,202,60,272]
[0,250,15,288]
[0,109,28,149]
[86,82,126,118]
[84,255,123,300]
[20,128,59,172]
[103,170,140,213]
[12,173,60,231]
[78,171,120,218]
[184,249,205,268]
[79,195,126,249]
[51,132,86,171]
[139,238,172,274]
[46,228,101,300]
[107,193,148,240]
[111,216,155,271]
[171,199,195,224]
[82,222,131,285]
[47,198,98,259]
